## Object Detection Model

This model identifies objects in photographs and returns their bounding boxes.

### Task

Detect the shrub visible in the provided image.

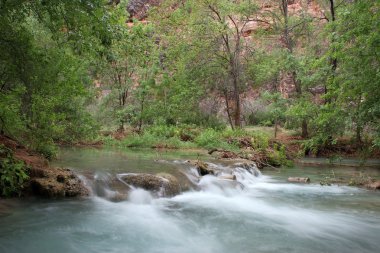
[0,145,29,197]
[194,129,237,150]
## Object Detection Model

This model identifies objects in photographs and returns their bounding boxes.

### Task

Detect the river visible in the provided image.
[0,147,379,253]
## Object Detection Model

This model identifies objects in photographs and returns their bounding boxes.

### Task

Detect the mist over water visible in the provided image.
[1,148,379,253]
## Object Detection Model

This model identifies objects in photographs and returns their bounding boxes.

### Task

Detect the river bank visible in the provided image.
[1,129,380,200]
[0,135,88,198]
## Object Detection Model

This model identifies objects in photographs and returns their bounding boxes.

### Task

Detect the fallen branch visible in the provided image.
[288,177,310,183]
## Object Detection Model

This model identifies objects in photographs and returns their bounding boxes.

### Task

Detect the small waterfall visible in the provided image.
[184,161,262,193]
[88,172,131,201]
[80,162,263,202]
[128,188,153,204]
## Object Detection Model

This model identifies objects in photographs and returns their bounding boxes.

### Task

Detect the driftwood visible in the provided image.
[287,177,310,183]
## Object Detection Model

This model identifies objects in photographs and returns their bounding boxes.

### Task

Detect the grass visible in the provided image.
[104,125,272,152]
[101,125,294,167]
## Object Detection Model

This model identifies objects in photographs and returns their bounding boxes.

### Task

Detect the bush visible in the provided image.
[267,143,292,167]
[35,143,58,160]
[194,129,237,150]
[0,145,29,197]
[190,114,226,131]
[247,110,274,126]
[146,125,178,138]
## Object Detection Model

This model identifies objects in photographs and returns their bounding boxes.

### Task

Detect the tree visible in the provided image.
[262,92,287,138]
[0,0,109,155]
[252,0,314,137]
[152,0,259,129]
[332,1,380,145]
[97,2,159,131]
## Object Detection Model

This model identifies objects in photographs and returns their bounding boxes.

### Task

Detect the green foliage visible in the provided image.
[0,145,29,197]
[268,143,292,167]
[194,129,236,150]
[1,0,379,161]
[248,50,285,87]
[0,0,105,153]
[250,132,270,150]
[286,97,319,132]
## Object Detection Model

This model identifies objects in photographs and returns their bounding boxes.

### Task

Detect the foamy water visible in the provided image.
[1,153,379,253]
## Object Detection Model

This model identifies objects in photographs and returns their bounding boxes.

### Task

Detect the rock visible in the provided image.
[195,161,215,176]
[30,168,89,198]
[186,160,216,176]
[0,134,89,198]
[366,180,380,190]
[127,0,161,20]
[121,173,180,197]
[56,174,65,183]
[288,177,311,183]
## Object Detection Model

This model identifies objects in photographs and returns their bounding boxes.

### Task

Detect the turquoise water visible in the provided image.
[0,147,379,253]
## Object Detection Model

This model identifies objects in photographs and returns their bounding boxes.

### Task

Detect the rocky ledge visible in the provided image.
[29,167,89,198]
[0,135,89,198]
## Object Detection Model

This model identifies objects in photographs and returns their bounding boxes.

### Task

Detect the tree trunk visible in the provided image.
[326,0,337,104]
[356,124,362,145]
[274,120,278,138]
[232,47,241,128]
[233,81,241,128]
[355,94,363,145]
[138,96,145,133]
[224,90,235,130]
[301,119,308,138]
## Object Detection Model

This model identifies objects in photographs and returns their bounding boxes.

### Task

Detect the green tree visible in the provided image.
[152,0,258,129]
[0,0,108,156]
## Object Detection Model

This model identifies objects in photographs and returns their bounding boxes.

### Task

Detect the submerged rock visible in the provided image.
[120,173,180,197]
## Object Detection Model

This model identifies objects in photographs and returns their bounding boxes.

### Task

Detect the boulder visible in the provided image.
[121,173,180,197]
[30,169,89,198]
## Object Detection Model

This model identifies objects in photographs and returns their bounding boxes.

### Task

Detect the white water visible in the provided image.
[1,153,379,253]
